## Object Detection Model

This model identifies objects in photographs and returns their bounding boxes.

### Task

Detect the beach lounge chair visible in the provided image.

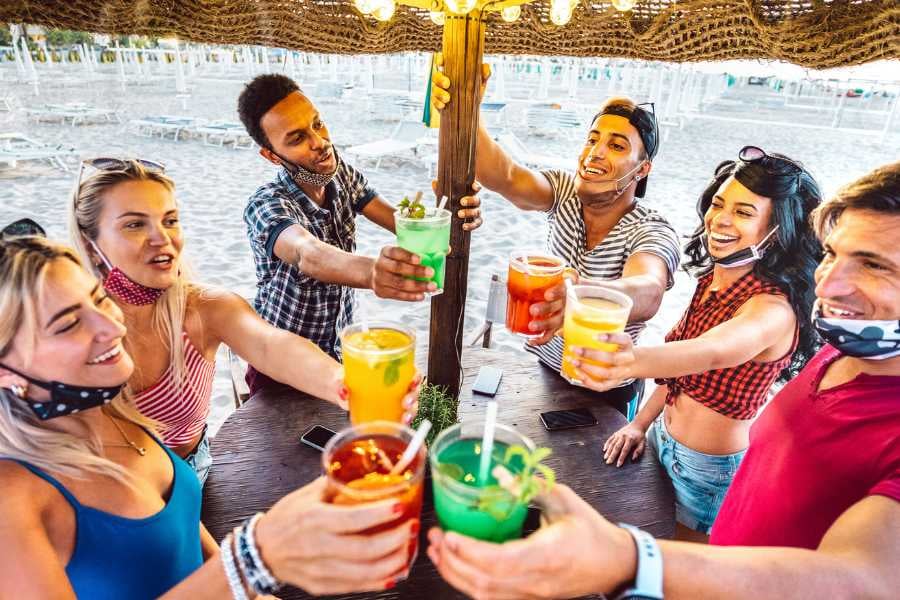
[194,121,254,149]
[525,104,583,139]
[342,120,431,171]
[128,115,205,141]
[0,132,78,171]
[496,131,572,172]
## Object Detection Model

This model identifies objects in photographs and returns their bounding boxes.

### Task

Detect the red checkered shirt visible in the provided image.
[656,271,797,420]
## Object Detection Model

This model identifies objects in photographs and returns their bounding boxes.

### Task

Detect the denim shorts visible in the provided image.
[648,415,745,534]
[184,426,212,488]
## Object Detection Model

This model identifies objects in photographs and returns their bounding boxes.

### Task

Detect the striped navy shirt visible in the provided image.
[527,169,681,371]
[243,156,377,359]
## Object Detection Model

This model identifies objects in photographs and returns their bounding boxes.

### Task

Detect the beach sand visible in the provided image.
[2,55,898,435]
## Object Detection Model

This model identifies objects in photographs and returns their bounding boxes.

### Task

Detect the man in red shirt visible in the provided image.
[426,162,900,599]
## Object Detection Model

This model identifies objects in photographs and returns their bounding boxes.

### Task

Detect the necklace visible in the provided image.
[105,413,147,456]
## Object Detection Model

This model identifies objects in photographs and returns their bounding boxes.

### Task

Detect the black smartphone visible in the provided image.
[539,408,598,431]
[472,366,503,397]
[299,425,337,452]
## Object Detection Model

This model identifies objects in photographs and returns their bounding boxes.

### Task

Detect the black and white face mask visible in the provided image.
[276,148,339,188]
[813,302,900,360]
[0,363,122,420]
[705,225,780,269]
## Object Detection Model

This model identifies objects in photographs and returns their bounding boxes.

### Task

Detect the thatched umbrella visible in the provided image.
[4,0,897,397]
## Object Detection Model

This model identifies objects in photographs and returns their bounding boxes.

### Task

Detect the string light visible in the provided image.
[611,0,635,11]
[500,5,521,22]
[430,10,446,25]
[353,0,378,14]
[445,0,478,15]
[372,0,396,20]
[549,0,573,25]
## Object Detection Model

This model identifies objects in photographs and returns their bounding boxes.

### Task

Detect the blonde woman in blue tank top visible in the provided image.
[0,237,419,599]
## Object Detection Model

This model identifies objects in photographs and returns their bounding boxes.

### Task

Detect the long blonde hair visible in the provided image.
[0,236,155,484]
[68,160,195,389]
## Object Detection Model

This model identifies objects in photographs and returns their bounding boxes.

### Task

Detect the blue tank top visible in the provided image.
[4,434,204,599]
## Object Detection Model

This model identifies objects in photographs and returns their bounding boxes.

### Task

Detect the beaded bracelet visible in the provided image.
[220,533,250,600]
[234,515,280,595]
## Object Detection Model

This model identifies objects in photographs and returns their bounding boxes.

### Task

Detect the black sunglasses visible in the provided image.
[1,218,46,240]
[738,146,803,174]
[73,157,166,205]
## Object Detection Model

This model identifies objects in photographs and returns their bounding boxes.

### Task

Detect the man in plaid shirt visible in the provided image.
[237,75,481,391]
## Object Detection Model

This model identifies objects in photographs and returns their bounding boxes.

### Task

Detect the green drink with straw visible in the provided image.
[395,193,451,295]
[430,417,554,542]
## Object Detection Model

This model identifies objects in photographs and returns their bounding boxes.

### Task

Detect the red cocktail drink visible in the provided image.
[506,252,565,338]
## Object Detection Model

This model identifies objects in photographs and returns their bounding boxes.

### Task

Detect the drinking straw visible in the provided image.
[478,401,499,485]
[390,419,432,476]
[437,195,449,211]
[564,276,576,297]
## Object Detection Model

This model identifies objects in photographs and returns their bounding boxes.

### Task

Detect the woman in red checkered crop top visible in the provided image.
[566,147,823,541]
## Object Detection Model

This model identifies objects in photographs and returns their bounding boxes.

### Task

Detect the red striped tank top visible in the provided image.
[133,332,216,447]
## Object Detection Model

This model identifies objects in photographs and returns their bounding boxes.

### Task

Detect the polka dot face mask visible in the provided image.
[87,239,164,306]
[0,363,122,420]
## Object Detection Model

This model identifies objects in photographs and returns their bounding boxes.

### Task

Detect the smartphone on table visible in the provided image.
[539,408,598,431]
[299,425,337,451]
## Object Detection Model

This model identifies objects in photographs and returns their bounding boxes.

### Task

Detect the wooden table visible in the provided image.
[202,349,675,599]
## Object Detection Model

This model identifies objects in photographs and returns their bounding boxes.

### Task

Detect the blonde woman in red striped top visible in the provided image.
[68,159,420,485]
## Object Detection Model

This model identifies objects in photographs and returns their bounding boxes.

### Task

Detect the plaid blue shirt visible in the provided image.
[243,157,378,358]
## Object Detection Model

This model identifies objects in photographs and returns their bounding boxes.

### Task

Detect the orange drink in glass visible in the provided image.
[341,322,415,424]
[324,421,425,573]
[561,284,632,384]
[506,252,565,339]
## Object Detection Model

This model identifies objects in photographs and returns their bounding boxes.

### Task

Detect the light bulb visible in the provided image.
[550,0,572,26]
[500,5,521,22]
[611,0,635,11]
[445,0,478,15]
[354,0,378,14]
[430,10,446,25]
[372,0,395,21]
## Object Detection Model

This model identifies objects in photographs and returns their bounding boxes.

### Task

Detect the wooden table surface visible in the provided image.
[202,348,675,599]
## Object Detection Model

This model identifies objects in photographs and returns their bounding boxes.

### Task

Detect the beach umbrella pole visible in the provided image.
[428,10,485,399]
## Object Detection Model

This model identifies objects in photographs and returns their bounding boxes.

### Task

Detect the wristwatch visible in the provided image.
[614,523,664,600]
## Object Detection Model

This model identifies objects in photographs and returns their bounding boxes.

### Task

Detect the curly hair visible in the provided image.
[683,155,824,380]
[237,74,301,150]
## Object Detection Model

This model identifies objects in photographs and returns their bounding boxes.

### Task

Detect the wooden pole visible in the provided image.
[428,10,485,398]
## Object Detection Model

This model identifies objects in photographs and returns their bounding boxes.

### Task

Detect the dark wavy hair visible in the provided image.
[683,155,824,380]
[237,74,300,150]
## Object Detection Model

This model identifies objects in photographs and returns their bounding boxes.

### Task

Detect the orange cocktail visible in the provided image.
[324,422,425,573]
[341,322,415,424]
[506,252,565,339]
[561,284,632,384]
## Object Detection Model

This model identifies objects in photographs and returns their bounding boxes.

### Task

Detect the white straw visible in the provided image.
[360,320,370,333]
[390,419,432,476]
[478,401,499,485]
[564,277,576,296]
[437,195,449,211]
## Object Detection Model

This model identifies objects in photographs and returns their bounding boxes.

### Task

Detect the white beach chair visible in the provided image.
[195,121,253,149]
[496,131,572,172]
[342,120,431,171]
[128,116,205,141]
[0,132,78,171]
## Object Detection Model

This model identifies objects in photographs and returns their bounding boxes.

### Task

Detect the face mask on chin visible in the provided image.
[275,147,339,188]
[0,362,122,420]
[86,239,164,306]
[704,225,780,269]
[813,301,900,360]
[579,160,645,202]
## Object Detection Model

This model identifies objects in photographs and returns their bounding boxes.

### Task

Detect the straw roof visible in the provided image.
[2,1,898,68]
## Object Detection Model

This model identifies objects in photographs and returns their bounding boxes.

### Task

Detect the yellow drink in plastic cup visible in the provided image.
[341,322,416,424]
[561,285,632,385]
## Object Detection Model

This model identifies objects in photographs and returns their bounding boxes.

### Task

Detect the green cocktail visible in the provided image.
[395,207,451,295]
[430,422,535,542]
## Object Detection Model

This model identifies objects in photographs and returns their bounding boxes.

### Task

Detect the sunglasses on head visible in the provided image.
[738,146,803,174]
[73,158,166,205]
[0,218,46,240]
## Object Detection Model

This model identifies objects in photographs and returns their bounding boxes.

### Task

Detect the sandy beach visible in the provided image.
[2,53,898,434]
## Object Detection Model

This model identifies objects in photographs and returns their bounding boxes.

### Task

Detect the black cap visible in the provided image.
[593,103,658,198]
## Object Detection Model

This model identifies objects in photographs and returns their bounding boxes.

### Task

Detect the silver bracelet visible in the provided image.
[246,513,280,592]
[220,533,250,600]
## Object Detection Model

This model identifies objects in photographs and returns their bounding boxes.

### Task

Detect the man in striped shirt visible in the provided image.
[433,72,680,416]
